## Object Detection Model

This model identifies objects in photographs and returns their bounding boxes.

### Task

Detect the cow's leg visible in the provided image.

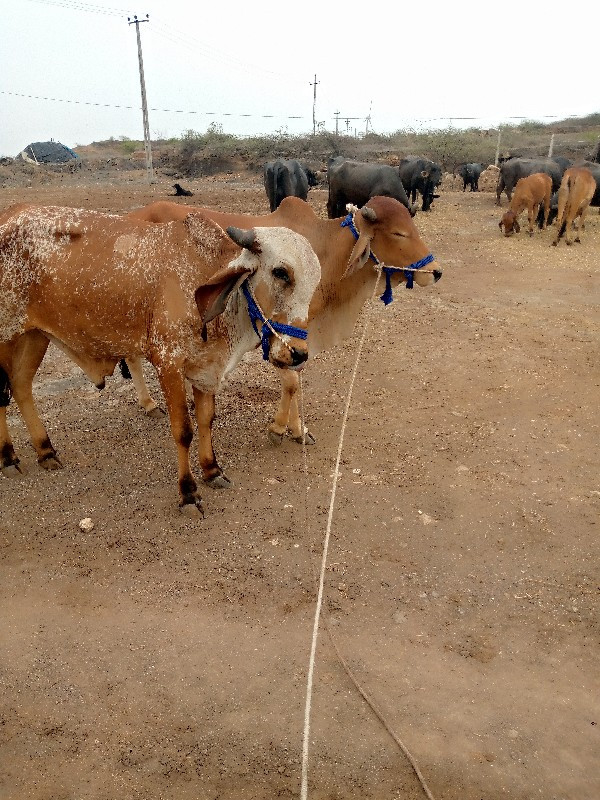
[542,194,550,229]
[268,370,315,446]
[0,404,20,476]
[125,357,164,418]
[528,203,538,235]
[0,363,20,475]
[9,331,61,469]
[192,387,232,488]
[156,368,203,515]
[574,203,591,242]
[496,177,504,205]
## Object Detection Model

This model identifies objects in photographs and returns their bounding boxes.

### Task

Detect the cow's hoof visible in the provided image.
[566,240,572,246]
[293,430,316,445]
[268,430,285,446]
[146,405,166,419]
[179,499,204,518]
[39,455,62,471]
[1,463,22,478]
[205,473,233,489]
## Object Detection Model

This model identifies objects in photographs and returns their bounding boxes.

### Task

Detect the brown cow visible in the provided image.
[499,173,552,236]
[552,167,596,246]
[0,205,321,515]
[125,195,442,446]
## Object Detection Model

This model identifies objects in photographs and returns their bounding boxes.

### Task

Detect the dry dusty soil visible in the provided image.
[0,172,598,800]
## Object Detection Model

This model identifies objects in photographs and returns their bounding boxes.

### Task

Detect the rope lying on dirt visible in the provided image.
[298,275,436,800]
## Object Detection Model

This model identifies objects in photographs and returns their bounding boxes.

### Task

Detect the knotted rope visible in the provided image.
[242,280,307,360]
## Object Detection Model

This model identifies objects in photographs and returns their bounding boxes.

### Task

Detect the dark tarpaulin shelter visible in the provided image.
[19,141,79,164]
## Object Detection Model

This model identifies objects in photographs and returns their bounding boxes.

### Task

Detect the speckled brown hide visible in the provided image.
[0,204,321,514]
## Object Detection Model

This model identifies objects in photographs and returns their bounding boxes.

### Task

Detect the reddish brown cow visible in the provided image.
[499,173,552,236]
[125,196,442,447]
[0,205,321,514]
[552,167,597,246]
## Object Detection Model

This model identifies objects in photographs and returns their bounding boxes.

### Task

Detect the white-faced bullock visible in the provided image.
[0,205,321,514]
[125,195,442,449]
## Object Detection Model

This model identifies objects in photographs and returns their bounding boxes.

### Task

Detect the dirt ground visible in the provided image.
[0,171,598,800]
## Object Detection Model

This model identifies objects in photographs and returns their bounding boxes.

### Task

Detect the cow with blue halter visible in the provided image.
[0,204,321,515]
[126,195,442,449]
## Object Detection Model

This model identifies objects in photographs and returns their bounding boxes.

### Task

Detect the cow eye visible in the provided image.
[272,267,291,283]
[393,231,408,238]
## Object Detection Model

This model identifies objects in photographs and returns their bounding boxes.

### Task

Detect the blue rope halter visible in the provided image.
[241,280,308,360]
[341,212,435,304]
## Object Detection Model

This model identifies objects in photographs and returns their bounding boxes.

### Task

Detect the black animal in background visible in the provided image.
[263,159,311,211]
[326,158,414,218]
[458,163,484,191]
[172,183,193,197]
[496,158,563,205]
[398,157,442,211]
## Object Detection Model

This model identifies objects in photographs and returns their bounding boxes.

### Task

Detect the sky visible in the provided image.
[1,0,598,157]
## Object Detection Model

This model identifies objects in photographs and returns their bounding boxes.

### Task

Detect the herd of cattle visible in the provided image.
[265,154,600,246]
[0,149,597,516]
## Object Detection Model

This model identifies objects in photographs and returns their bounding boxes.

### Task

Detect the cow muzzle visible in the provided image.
[269,338,309,370]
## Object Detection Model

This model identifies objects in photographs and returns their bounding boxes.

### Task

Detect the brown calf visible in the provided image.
[0,205,321,515]
[499,172,552,236]
[552,167,596,246]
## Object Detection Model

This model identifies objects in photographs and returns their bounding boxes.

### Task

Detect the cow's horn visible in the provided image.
[226,226,259,253]
[361,206,377,223]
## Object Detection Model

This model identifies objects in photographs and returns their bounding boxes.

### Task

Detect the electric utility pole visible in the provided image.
[310,74,319,135]
[128,13,154,183]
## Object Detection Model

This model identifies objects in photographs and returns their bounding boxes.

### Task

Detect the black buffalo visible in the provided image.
[536,192,559,228]
[496,158,563,205]
[263,159,311,212]
[551,156,572,172]
[326,158,413,218]
[398,157,442,211]
[458,163,484,192]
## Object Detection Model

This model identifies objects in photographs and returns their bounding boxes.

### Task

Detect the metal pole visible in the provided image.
[494,127,502,167]
[128,14,154,184]
[334,111,340,136]
[310,74,319,136]
[548,132,555,158]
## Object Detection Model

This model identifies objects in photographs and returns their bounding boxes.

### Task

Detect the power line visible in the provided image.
[0,90,307,120]
[24,0,131,16]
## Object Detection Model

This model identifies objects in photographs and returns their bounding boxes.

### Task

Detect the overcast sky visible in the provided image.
[1,0,598,157]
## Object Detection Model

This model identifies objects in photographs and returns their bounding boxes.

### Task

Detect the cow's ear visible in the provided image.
[343,230,373,277]
[194,264,254,324]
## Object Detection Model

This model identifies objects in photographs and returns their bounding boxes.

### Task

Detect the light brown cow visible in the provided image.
[0,204,321,514]
[498,172,552,236]
[125,195,441,446]
[552,167,596,246]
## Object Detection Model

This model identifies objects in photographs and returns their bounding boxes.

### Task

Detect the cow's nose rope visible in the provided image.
[341,209,436,302]
[242,279,307,360]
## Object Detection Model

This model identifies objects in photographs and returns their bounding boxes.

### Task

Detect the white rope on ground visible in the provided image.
[300,270,380,800]
[298,260,437,800]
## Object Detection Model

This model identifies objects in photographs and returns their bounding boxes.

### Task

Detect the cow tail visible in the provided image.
[0,367,11,407]
[118,359,132,380]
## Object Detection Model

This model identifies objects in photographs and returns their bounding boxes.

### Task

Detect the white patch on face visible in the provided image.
[241,227,321,327]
